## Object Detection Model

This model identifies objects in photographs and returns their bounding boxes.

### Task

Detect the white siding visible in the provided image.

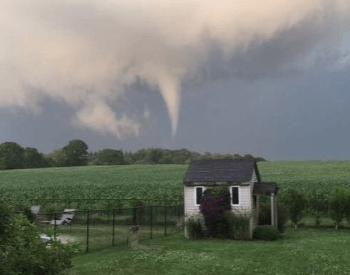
[184,186,201,216]
[184,184,254,239]
[185,184,253,214]
[231,184,251,212]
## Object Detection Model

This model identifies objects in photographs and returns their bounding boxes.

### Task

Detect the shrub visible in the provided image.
[0,201,78,275]
[258,198,289,233]
[329,187,350,229]
[129,200,149,225]
[224,210,251,239]
[283,189,307,228]
[199,186,231,238]
[185,213,205,239]
[277,203,289,233]
[253,225,279,241]
[308,192,329,225]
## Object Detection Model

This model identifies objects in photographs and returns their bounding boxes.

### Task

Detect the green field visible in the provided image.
[1,161,350,210]
[2,161,350,274]
[0,165,186,210]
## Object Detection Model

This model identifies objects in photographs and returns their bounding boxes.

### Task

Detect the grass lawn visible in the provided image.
[66,226,350,275]
[54,224,178,253]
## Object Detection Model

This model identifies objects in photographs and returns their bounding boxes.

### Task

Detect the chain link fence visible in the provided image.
[36,204,184,253]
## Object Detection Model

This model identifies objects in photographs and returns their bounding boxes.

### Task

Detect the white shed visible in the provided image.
[183,159,278,239]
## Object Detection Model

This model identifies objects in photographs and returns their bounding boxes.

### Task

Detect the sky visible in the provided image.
[1,0,350,161]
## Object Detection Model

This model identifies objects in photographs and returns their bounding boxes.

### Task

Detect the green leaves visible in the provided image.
[0,201,78,274]
[329,187,350,229]
[283,189,307,228]
[0,165,185,210]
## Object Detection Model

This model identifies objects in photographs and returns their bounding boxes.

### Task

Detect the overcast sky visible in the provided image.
[1,1,350,160]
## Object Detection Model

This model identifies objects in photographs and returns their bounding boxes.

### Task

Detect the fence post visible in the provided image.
[164,206,167,237]
[54,212,57,239]
[177,205,180,221]
[86,210,90,253]
[112,209,115,247]
[150,206,153,240]
[133,207,136,225]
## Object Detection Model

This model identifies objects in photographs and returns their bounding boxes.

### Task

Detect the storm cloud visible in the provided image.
[1,0,349,138]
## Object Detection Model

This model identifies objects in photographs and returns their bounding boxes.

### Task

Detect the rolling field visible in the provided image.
[0,165,186,210]
[1,160,350,210]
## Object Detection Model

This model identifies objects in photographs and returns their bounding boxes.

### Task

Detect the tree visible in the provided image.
[201,152,213,160]
[0,201,78,274]
[48,149,66,167]
[95,149,124,165]
[255,157,267,162]
[23,147,48,168]
[243,154,254,160]
[87,151,98,164]
[62,139,89,166]
[308,191,329,227]
[233,154,243,160]
[329,187,350,229]
[283,189,307,228]
[123,151,134,165]
[0,142,25,169]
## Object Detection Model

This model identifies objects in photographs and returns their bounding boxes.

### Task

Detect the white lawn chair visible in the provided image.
[50,209,75,226]
[30,205,41,215]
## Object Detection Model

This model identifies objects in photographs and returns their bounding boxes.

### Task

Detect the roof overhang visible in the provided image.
[184,181,251,186]
[253,182,278,195]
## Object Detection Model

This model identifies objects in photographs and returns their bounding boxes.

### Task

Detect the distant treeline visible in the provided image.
[0,139,266,170]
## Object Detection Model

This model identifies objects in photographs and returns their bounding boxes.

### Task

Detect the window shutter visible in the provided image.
[231,187,239,205]
[196,187,203,205]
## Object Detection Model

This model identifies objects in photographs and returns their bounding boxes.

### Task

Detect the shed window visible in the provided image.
[195,187,204,205]
[231,186,239,205]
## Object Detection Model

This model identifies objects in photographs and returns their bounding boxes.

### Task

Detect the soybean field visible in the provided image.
[0,165,187,210]
[258,160,350,196]
[1,160,350,210]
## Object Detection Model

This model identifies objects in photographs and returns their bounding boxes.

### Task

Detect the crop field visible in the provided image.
[0,165,186,210]
[1,161,350,210]
[258,160,350,207]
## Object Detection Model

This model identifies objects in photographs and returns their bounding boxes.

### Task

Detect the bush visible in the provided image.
[283,189,307,228]
[0,201,78,275]
[329,187,350,229]
[224,210,251,239]
[185,213,205,239]
[129,200,150,225]
[277,203,289,233]
[258,198,289,233]
[199,186,232,238]
[253,225,279,241]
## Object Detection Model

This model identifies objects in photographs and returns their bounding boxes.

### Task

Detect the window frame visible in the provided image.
[230,186,240,206]
[194,186,205,206]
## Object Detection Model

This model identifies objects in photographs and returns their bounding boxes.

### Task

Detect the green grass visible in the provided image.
[53,224,177,253]
[66,227,350,275]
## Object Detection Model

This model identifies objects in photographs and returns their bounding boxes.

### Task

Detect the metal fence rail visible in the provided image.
[6,198,182,211]
[36,204,184,253]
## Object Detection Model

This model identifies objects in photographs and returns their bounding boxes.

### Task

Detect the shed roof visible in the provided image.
[253,182,278,195]
[183,159,261,184]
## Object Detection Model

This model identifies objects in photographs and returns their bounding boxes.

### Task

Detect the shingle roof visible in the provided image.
[253,182,278,195]
[183,159,260,184]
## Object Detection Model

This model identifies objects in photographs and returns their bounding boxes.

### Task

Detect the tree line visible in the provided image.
[0,139,266,170]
